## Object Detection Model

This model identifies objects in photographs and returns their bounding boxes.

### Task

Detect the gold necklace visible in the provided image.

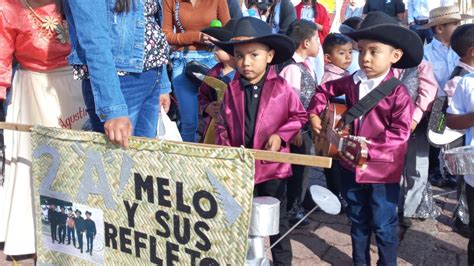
[23,0,69,44]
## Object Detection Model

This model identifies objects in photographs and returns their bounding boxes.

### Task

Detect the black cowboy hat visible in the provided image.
[212,17,295,65]
[201,19,238,42]
[346,11,423,69]
[75,209,82,214]
[85,211,91,215]
[67,207,73,211]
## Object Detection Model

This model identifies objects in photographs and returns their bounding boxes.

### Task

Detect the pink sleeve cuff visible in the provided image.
[412,107,423,124]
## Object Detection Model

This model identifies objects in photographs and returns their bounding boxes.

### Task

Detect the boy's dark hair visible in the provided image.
[341,16,363,31]
[247,0,270,13]
[322,33,352,54]
[451,23,474,57]
[286,19,318,48]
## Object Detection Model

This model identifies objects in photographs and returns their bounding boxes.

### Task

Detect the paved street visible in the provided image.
[289,190,467,265]
[289,169,468,265]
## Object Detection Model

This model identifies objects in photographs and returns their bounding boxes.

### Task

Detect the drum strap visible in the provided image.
[341,77,401,128]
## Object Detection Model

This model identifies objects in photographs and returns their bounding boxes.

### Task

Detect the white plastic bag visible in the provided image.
[157,106,182,141]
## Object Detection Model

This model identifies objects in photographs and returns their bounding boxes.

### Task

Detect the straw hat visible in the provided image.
[420,5,474,29]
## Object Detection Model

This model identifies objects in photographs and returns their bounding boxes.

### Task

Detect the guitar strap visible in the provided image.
[341,77,402,128]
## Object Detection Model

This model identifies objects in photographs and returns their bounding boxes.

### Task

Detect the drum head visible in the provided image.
[427,129,464,147]
[309,185,341,215]
[444,145,474,175]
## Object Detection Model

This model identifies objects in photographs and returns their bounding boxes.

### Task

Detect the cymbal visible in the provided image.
[309,185,341,215]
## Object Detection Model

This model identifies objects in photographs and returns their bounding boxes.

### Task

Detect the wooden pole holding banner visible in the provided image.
[0,122,332,168]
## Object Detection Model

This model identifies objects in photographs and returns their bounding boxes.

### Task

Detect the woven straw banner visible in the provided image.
[32,126,255,265]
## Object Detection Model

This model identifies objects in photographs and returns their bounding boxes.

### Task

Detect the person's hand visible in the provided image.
[160,93,171,113]
[265,134,282,152]
[292,130,303,147]
[104,117,132,148]
[309,114,322,136]
[200,32,217,45]
[205,101,220,118]
[316,23,323,31]
[411,120,418,133]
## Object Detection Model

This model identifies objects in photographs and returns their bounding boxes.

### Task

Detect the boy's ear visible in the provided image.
[390,48,403,64]
[324,53,332,64]
[303,38,310,49]
[433,25,442,35]
[469,46,474,58]
[267,49,275,63]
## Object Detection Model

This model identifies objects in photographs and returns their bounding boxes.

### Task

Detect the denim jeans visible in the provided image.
[86,233,94,253]
[82,66,171,138]
[76,230,83,252]
[340,167,400,266]
[171,50,217,142]
[67,226,76,245]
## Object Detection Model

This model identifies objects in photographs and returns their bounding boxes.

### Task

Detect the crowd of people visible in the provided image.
[47,205,97,256]
[0,0,473,265]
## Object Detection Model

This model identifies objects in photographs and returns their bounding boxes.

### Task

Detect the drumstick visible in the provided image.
[0,122,332,168]
[266,204,320,253]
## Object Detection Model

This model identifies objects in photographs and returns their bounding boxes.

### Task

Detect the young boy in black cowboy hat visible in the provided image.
[308,11,423,265]
[213,16,308,265]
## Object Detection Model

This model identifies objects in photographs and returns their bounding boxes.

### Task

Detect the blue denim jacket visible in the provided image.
[64,0,168,121]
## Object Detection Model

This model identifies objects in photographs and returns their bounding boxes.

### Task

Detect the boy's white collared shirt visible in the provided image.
[353,69,391,100]
[352,69,390,123]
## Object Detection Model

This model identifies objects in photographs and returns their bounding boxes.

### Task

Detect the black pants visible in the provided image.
[324,160,343,199]
[466,182,474,265]
[255,179,292,266]
[287,143,306,212]
[67,226,76,245]
[86,233,94,253]
[428,146,441,177]
[77,231,83,252]
[58,225,66,243]
[50,223,57,242]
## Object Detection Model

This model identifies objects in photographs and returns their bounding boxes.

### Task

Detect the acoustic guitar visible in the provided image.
[314,103,369,167]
